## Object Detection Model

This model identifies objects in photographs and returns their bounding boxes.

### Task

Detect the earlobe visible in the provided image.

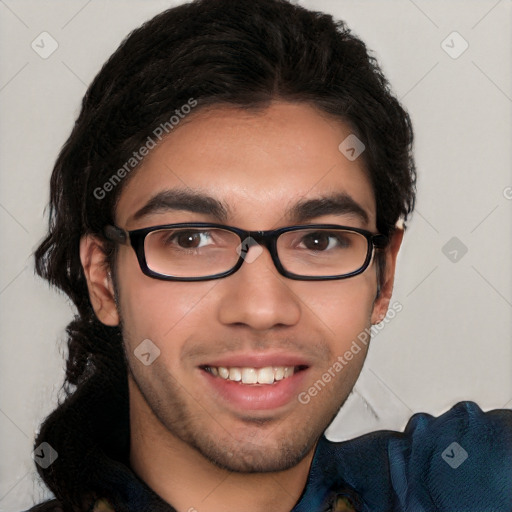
[371,228,403,325]
[79,235,120,326]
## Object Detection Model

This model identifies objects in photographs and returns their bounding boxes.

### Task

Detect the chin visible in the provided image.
[203,439,314,473]
[185,422,320,474]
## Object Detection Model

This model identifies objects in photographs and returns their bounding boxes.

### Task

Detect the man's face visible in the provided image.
[91,102,398,473]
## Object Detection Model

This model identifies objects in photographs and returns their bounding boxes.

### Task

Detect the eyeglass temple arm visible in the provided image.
[372,234,388,248]
[104,225,128,244]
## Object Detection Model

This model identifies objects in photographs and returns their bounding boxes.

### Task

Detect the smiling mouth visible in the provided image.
[201,365,308,385]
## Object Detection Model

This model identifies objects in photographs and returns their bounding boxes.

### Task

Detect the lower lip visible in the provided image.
[200,368,309,411]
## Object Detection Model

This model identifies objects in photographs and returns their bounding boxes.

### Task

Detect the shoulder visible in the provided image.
[393,401,512,510]
[397,400,512,458]
[324,401,512,511]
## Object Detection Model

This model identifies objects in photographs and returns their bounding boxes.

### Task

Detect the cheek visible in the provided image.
[295,271,377,338]
[115,249,218,356]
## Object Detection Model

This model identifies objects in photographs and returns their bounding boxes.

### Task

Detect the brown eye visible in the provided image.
[155,230,214,250]
[302,233,330,251]
[174,232,203,248]
[301,232,352,251]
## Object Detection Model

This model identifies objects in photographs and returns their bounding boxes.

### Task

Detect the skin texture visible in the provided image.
[80,102,403,512]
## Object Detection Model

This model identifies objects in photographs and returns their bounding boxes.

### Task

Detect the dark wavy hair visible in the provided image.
[32,0,416,510]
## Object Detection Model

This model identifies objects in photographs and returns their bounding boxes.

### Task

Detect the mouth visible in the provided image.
[198,361,310,411]
[201,365,309,385]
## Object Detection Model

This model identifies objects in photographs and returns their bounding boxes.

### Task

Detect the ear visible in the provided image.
[80,235,120,326]
[370,228,403,324]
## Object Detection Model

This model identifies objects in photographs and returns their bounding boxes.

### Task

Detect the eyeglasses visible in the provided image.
[104,223,388,281]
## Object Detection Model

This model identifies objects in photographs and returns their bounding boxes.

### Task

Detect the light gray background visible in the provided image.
[1,0,511,510]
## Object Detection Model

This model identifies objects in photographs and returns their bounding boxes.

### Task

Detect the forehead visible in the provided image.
[115,102,376,229]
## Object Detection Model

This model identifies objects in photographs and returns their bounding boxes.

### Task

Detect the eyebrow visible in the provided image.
[288,193,370,225]
[129,189,229,223]
[129,189,369,226]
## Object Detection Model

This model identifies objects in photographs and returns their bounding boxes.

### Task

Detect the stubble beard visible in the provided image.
[127,357,350,474]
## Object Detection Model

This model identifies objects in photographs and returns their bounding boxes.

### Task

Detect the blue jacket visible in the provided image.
[27,401,512,512]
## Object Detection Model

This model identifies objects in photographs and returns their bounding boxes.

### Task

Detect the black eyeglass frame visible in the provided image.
[104,223,388,282]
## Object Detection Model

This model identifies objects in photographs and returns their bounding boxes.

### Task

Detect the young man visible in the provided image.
[28,1,511,511]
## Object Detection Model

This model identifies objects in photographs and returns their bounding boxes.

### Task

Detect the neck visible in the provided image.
[128,378,316,512]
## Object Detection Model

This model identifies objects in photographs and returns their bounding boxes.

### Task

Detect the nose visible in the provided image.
[216,244,301,330]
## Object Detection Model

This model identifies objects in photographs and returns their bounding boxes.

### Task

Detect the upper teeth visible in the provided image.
[208,366,295,384]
